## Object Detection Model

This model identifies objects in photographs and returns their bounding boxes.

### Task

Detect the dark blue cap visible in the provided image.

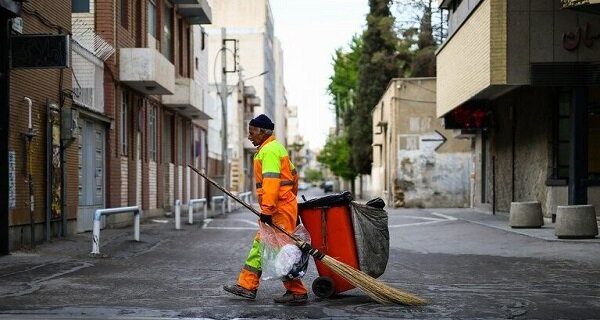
[249,114,274,130]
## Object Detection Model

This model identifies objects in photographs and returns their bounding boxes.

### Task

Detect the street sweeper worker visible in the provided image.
[223,114,309,304]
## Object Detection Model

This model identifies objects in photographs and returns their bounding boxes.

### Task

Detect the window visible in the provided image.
[177,119,183,164]
[162,2,174,61]
[147,0,157,38]
[588,99,600,182]
[201,29,206,51]
[148,105,157,162]
[120,0,129,29]
[72,0,90,13]
[178,19,185,75]
[121,91,129,156]
[552,89,571,180]
[163,114,173,163]
[452,0,463,12]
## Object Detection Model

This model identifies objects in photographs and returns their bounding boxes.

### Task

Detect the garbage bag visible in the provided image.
[259,223,311,280]
[350,200,389,278]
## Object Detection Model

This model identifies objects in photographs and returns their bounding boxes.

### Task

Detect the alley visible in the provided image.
[1,189,599,319]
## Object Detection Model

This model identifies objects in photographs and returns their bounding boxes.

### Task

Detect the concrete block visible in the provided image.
[509,201,544,228]
[555,205,598,239]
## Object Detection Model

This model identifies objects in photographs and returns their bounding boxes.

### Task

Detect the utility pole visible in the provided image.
[220,28,229,209]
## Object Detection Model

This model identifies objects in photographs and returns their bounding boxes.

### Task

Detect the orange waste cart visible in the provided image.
[298,192,359,298]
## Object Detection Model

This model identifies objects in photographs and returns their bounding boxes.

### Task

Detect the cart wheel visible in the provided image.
[312,276,335,298]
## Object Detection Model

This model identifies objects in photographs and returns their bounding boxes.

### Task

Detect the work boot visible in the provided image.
[223,284,257,300]
[273,290,308,305]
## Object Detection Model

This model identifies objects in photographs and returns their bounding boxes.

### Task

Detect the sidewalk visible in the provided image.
[395,207,600,243]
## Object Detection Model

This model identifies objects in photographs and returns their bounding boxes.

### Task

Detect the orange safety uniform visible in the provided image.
[237,135,307,295]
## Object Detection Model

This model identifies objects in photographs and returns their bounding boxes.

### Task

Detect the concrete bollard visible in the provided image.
[555,205,598,239]
[175,200,181,230]
[509,201,543,228]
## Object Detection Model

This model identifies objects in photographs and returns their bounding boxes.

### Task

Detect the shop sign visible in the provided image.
[10,34,70,69]
[563,23,600,51]
[443,104,489,130]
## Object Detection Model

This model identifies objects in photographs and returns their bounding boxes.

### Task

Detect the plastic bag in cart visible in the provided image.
[259,223,311,280]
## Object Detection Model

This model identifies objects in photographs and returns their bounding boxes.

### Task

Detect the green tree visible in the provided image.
[327,34,363,134]
[304,168,322,183]
[352,0,400,185]
[317,134,357,186]
[394,0,443,77]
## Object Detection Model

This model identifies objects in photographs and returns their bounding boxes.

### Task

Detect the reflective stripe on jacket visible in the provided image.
[254,135,298,215]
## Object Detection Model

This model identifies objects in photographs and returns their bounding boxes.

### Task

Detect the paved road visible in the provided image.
[0,187,599,319]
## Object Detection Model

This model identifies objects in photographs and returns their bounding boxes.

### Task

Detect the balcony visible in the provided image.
[119,48,175,95]
[178,0,212,25]
[163,77,211,119]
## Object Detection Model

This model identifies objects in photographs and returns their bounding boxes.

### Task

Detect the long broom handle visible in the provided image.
[187,165,301,243]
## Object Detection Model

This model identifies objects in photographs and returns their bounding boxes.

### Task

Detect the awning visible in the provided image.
[561,0,600,14]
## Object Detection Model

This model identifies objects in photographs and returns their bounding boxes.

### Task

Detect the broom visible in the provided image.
[189,165,427,305]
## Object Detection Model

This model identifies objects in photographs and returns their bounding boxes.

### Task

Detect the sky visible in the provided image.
[270,0,369,150]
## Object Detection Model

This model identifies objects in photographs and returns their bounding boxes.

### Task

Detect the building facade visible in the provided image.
[0,0,213,252]
[436,0,600,218]
[371,78,472,208]
[2,1,74,252]
[205,0,282,194]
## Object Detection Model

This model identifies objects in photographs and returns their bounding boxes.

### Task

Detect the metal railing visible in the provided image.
[188,198,208,224]
[211,196,226,215]
[91,206,140,255]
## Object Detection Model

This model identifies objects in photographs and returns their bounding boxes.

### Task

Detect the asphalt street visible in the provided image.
[0,187,599,319]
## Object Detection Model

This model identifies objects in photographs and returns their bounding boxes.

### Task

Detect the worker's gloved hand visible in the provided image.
[260,214,272,225]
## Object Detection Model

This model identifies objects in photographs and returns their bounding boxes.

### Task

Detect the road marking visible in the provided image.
[203,226,258,230]
[430,212,458,221]
[202,218,259,230]
[401,215,446,221]
[389,211,457,228]
[389,220,446,228]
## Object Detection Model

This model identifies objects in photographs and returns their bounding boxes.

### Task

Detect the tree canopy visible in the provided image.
[352,0,401,175]
[317,134,357,181]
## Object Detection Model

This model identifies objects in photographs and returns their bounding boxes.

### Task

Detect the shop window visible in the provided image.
[589,102,600,183]
[551,89,600,184]
[550,89,571,181]
[72,0,90,13]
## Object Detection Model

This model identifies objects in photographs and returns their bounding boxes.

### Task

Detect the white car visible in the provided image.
[298,182,311,190]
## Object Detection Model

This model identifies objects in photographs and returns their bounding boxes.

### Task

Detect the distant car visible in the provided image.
[298,182,311,190]
[321,181,334,193]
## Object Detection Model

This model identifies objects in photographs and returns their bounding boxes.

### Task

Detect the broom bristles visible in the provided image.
[321,255,427,306]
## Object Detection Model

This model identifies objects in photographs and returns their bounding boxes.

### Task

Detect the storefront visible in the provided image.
[437,0,600,217]
[0,1,21,254]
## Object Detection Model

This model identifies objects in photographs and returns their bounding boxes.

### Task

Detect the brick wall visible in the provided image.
[8,1,73,248]
[436,0,492,117]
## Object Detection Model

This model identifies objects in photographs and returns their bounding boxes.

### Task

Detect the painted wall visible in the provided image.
[372,78,472,208]
[473,86,599,219]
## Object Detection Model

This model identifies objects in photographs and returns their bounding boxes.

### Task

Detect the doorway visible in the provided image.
[77,119,106,232]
